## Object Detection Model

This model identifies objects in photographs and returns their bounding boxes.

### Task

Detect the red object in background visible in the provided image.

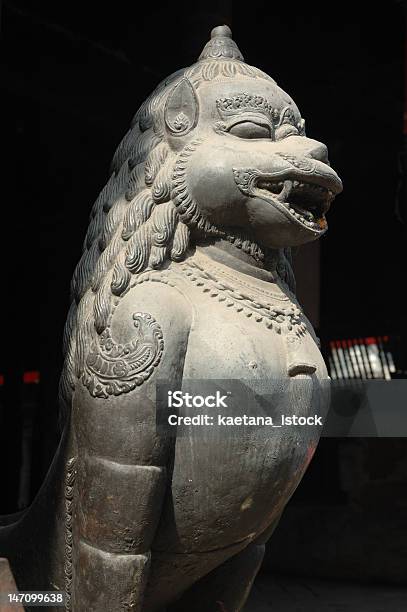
[23,371,40,384]
[0,372,41,385]
[365,336,377,345]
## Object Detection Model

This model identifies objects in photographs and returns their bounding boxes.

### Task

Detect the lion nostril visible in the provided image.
[308,142,329,164]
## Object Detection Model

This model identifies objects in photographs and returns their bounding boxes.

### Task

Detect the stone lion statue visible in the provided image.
[0,25,342,611]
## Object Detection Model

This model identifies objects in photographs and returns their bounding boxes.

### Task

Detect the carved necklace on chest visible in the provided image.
[178,255,318,377]
[178,255,307,338]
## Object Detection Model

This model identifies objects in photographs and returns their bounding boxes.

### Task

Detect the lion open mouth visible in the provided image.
[256,177,333,232]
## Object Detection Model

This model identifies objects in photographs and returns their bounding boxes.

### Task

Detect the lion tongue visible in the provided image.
[277,179,293,203]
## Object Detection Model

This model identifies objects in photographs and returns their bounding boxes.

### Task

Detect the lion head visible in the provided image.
[59,25,342,420]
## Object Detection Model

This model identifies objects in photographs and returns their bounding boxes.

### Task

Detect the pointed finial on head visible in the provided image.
[211,25,232,38]
[198,24,245,62]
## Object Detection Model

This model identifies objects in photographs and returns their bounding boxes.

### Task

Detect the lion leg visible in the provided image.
[166,542,265,612]
[72,455,167,611]
[166,512,283,612]
[70,383,172,612]
[68,283,190,610]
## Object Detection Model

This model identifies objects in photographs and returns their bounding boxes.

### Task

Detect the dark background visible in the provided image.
[0,0,406,585]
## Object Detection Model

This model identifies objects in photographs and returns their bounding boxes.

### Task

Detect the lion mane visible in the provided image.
[59,59,295,422]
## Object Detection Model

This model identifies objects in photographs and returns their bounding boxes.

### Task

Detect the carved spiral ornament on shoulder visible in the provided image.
[83,312,164,398]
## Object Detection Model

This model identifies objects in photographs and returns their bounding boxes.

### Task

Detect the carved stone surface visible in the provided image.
[0,24,342,611]
[0,559,24,612]
[84,312,164,398]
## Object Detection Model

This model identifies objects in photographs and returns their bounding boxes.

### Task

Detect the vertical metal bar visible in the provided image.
[353,339,367,379]
[331,340,344,379]
[359,338,374,379]
[377,336,391,380]
[342,339,356,378]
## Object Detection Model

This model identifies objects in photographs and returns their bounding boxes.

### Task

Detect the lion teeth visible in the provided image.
[255,176,328,231]
[258,178,327,195]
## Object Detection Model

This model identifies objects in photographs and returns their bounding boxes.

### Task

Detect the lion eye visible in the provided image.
[228,121,272,139]
[275,124,300,140]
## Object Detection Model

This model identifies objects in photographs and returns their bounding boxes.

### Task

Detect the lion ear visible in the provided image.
[164,78,199,136]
